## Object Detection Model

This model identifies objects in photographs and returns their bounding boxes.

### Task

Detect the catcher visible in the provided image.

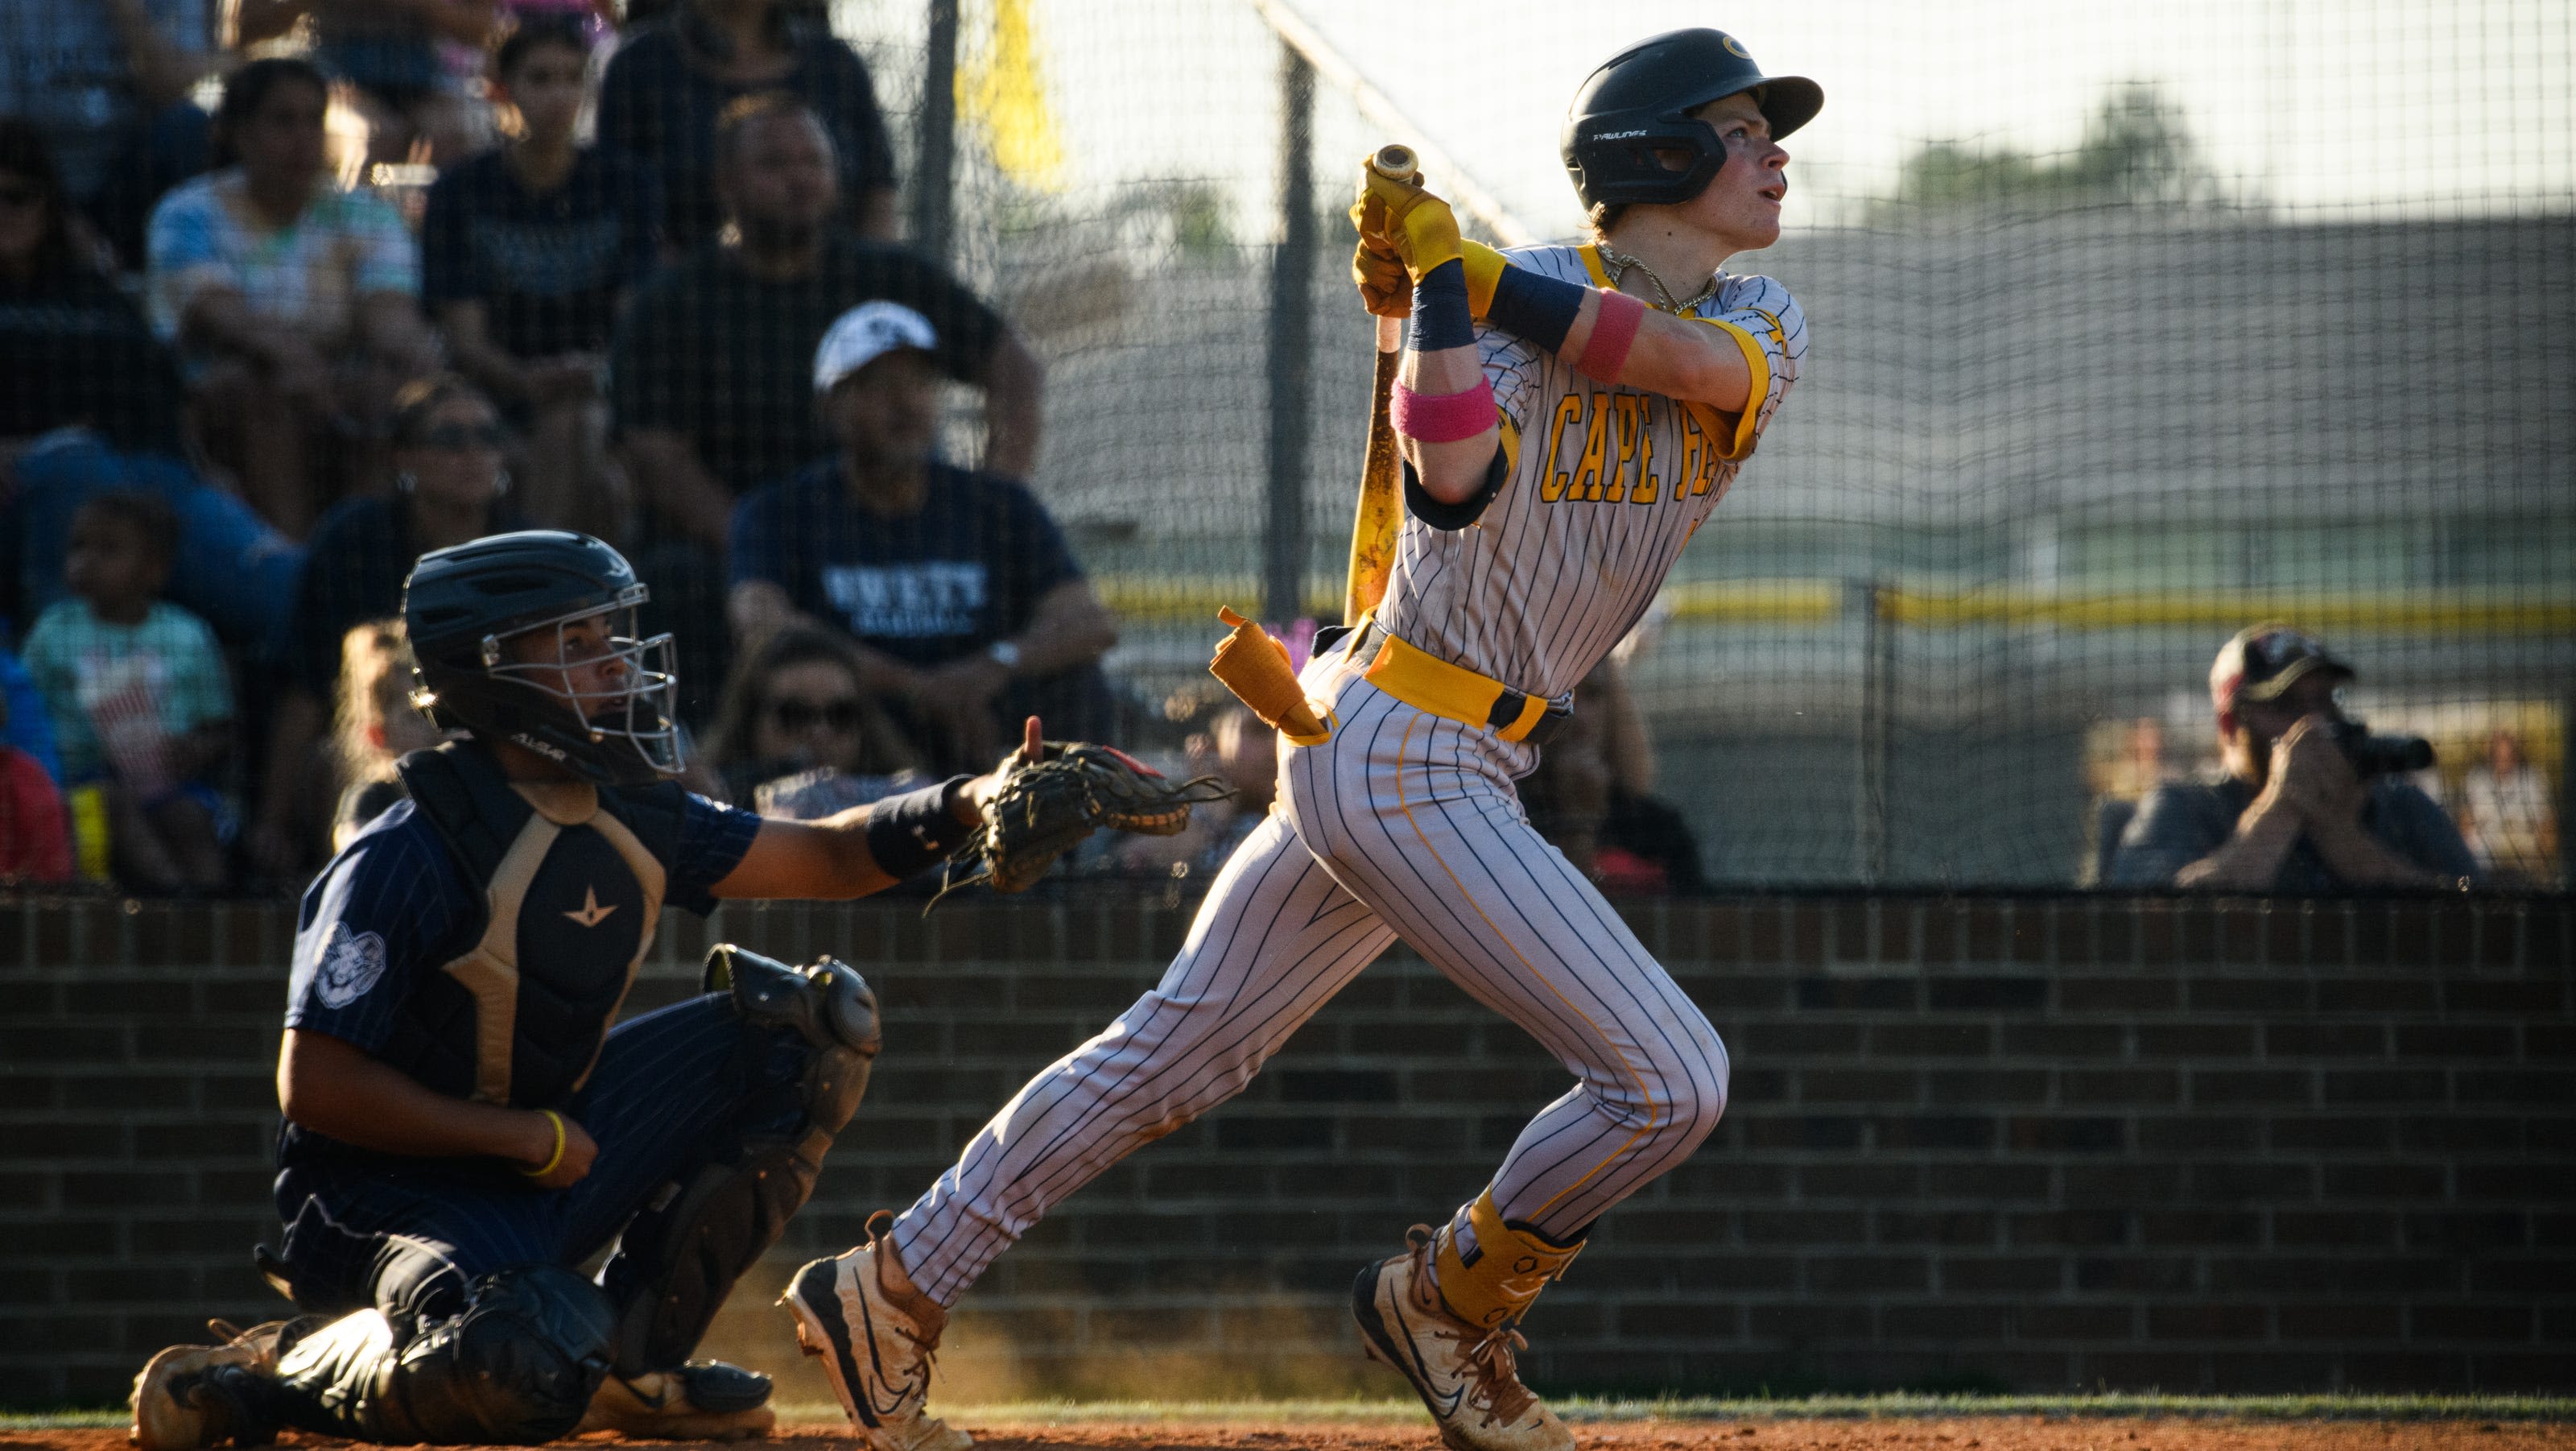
[129,530,1204,1449]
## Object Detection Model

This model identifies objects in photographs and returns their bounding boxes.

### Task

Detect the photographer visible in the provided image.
[2107,625,2477,892]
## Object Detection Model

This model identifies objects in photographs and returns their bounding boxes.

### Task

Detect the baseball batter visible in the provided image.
[787,30,1818,1451]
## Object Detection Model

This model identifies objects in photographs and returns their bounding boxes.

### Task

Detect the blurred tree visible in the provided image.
[1886,82,2212,213]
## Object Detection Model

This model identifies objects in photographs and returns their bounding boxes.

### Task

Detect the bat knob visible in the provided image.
[1370,144,1418,180]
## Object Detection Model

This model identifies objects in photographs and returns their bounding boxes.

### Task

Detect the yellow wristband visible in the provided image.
[518,1109,567,1178]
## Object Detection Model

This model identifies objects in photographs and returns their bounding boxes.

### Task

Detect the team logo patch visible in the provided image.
[315,924,390,1009]
[1719,33,1751,59]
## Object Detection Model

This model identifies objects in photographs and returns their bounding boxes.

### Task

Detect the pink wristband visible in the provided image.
[1390,378,1497,443]
[1571,289,1645,382]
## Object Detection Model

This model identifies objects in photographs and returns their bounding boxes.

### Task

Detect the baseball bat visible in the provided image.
[1343,144,1418,625]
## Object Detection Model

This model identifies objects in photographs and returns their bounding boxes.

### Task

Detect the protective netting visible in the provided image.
[2,0,2566,891]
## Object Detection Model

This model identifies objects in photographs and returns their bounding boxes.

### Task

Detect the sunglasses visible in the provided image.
[771,697,865,732]
[416,423,508,450]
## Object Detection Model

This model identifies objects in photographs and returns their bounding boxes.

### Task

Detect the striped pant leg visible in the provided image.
[890,809,1397,1306]
[1282,681,1729,1246]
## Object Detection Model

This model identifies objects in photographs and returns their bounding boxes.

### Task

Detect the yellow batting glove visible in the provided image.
[1359,166,1462,282]
[1351,238,1412,318]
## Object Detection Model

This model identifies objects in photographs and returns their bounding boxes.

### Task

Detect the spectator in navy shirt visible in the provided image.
[423,16,659,536]
[730,301,1116,772]
[612,95,1041,721]
[596,0,895,249]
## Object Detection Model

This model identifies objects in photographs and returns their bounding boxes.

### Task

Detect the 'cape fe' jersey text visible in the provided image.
[1373,242,1806,701]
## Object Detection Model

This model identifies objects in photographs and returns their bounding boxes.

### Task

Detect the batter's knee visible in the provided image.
[1642,1008,1730,1154]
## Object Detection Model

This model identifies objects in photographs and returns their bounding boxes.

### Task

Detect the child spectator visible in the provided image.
[147,58,443,538]
[20,493,233,891]
[423,15,659,537]
[0,683,74,884]
[698,623,918,809]
[0,120,300,662]
[597,0,896,248]
[327,619,445,850]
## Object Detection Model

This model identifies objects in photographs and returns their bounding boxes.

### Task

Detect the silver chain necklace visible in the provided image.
[1594,241,1722,314]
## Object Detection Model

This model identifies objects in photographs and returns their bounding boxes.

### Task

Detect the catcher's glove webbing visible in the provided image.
[932,742,1230,907]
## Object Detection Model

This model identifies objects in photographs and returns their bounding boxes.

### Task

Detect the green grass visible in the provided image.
[782,1393,2575,1424]
[14,1393,2570,1432]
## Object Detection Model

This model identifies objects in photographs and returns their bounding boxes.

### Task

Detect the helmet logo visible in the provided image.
[1719,33,1751,59]
[1594,128,1651,141]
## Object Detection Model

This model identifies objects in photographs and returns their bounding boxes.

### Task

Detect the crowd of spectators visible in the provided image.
[0,6,2556,900]
[0,0,1111,895]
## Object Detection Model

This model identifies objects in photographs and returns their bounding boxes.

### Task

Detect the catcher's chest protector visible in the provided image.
[383,742,686,1108]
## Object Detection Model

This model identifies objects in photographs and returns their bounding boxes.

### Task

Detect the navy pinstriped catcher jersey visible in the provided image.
[1373,243,1806,701]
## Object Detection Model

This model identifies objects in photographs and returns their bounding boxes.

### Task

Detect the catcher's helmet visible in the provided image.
[1562,28,1823,211]
[403,530,684,786]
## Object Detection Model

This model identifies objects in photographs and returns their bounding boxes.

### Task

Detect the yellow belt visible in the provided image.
[1349,622,1568,746]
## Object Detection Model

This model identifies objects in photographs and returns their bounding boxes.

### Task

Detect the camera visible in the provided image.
[2327,719,2434,777]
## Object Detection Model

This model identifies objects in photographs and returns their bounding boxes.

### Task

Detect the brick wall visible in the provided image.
[2,895,2568,1406]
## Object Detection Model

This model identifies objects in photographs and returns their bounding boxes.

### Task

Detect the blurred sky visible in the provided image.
[838,0,2575,242]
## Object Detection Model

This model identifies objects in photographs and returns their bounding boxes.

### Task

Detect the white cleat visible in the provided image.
[1352,1226,1575,1451]
[781,1211,973,1451]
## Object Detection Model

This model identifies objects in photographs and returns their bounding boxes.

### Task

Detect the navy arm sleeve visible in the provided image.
[283,806,475,1053]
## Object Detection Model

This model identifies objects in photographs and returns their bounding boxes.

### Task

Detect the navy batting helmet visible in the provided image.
[1562,29,1823,212]
[404,530,684,786]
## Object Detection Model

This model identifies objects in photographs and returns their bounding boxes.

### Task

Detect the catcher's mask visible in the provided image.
[404,530,684,787]
[1561,28,1823,212]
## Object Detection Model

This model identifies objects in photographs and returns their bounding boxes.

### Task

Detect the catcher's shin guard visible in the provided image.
[601,946,882,1378]
[266,1264,617,1444]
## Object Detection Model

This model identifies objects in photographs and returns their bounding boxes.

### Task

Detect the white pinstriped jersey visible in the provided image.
[1371,243,1806,701]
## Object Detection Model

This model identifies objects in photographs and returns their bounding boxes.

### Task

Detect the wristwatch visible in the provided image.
[985,640,1022,674]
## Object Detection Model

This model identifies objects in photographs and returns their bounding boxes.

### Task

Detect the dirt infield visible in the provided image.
[11,1420,2573,1451]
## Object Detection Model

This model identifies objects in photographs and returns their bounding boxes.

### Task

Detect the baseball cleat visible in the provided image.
[130,1320,294,1451]
[1352,1226,1574,1451]
[782,1210,972,1451]
[576,1361,778,1441]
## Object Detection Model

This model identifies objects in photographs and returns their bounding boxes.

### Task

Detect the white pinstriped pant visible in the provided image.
[889,649,1729,1306]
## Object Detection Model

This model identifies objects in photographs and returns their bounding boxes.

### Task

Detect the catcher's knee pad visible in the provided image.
[273,1265,614,1444]
[706,944,881,1143]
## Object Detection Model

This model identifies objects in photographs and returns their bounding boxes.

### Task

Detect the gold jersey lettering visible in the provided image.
[1608,395,1648,503]
[1538,392,1584,502]
[1567,391,1610,502]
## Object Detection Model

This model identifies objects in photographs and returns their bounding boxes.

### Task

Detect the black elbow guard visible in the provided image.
[1402,446,1508,531]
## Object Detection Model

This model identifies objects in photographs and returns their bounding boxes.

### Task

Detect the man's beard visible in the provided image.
[737,212,823,254]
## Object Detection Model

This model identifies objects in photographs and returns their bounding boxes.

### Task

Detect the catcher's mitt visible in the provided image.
[933,743,1230,907]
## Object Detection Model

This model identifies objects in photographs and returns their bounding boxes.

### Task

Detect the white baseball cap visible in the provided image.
[813,301,938,394]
